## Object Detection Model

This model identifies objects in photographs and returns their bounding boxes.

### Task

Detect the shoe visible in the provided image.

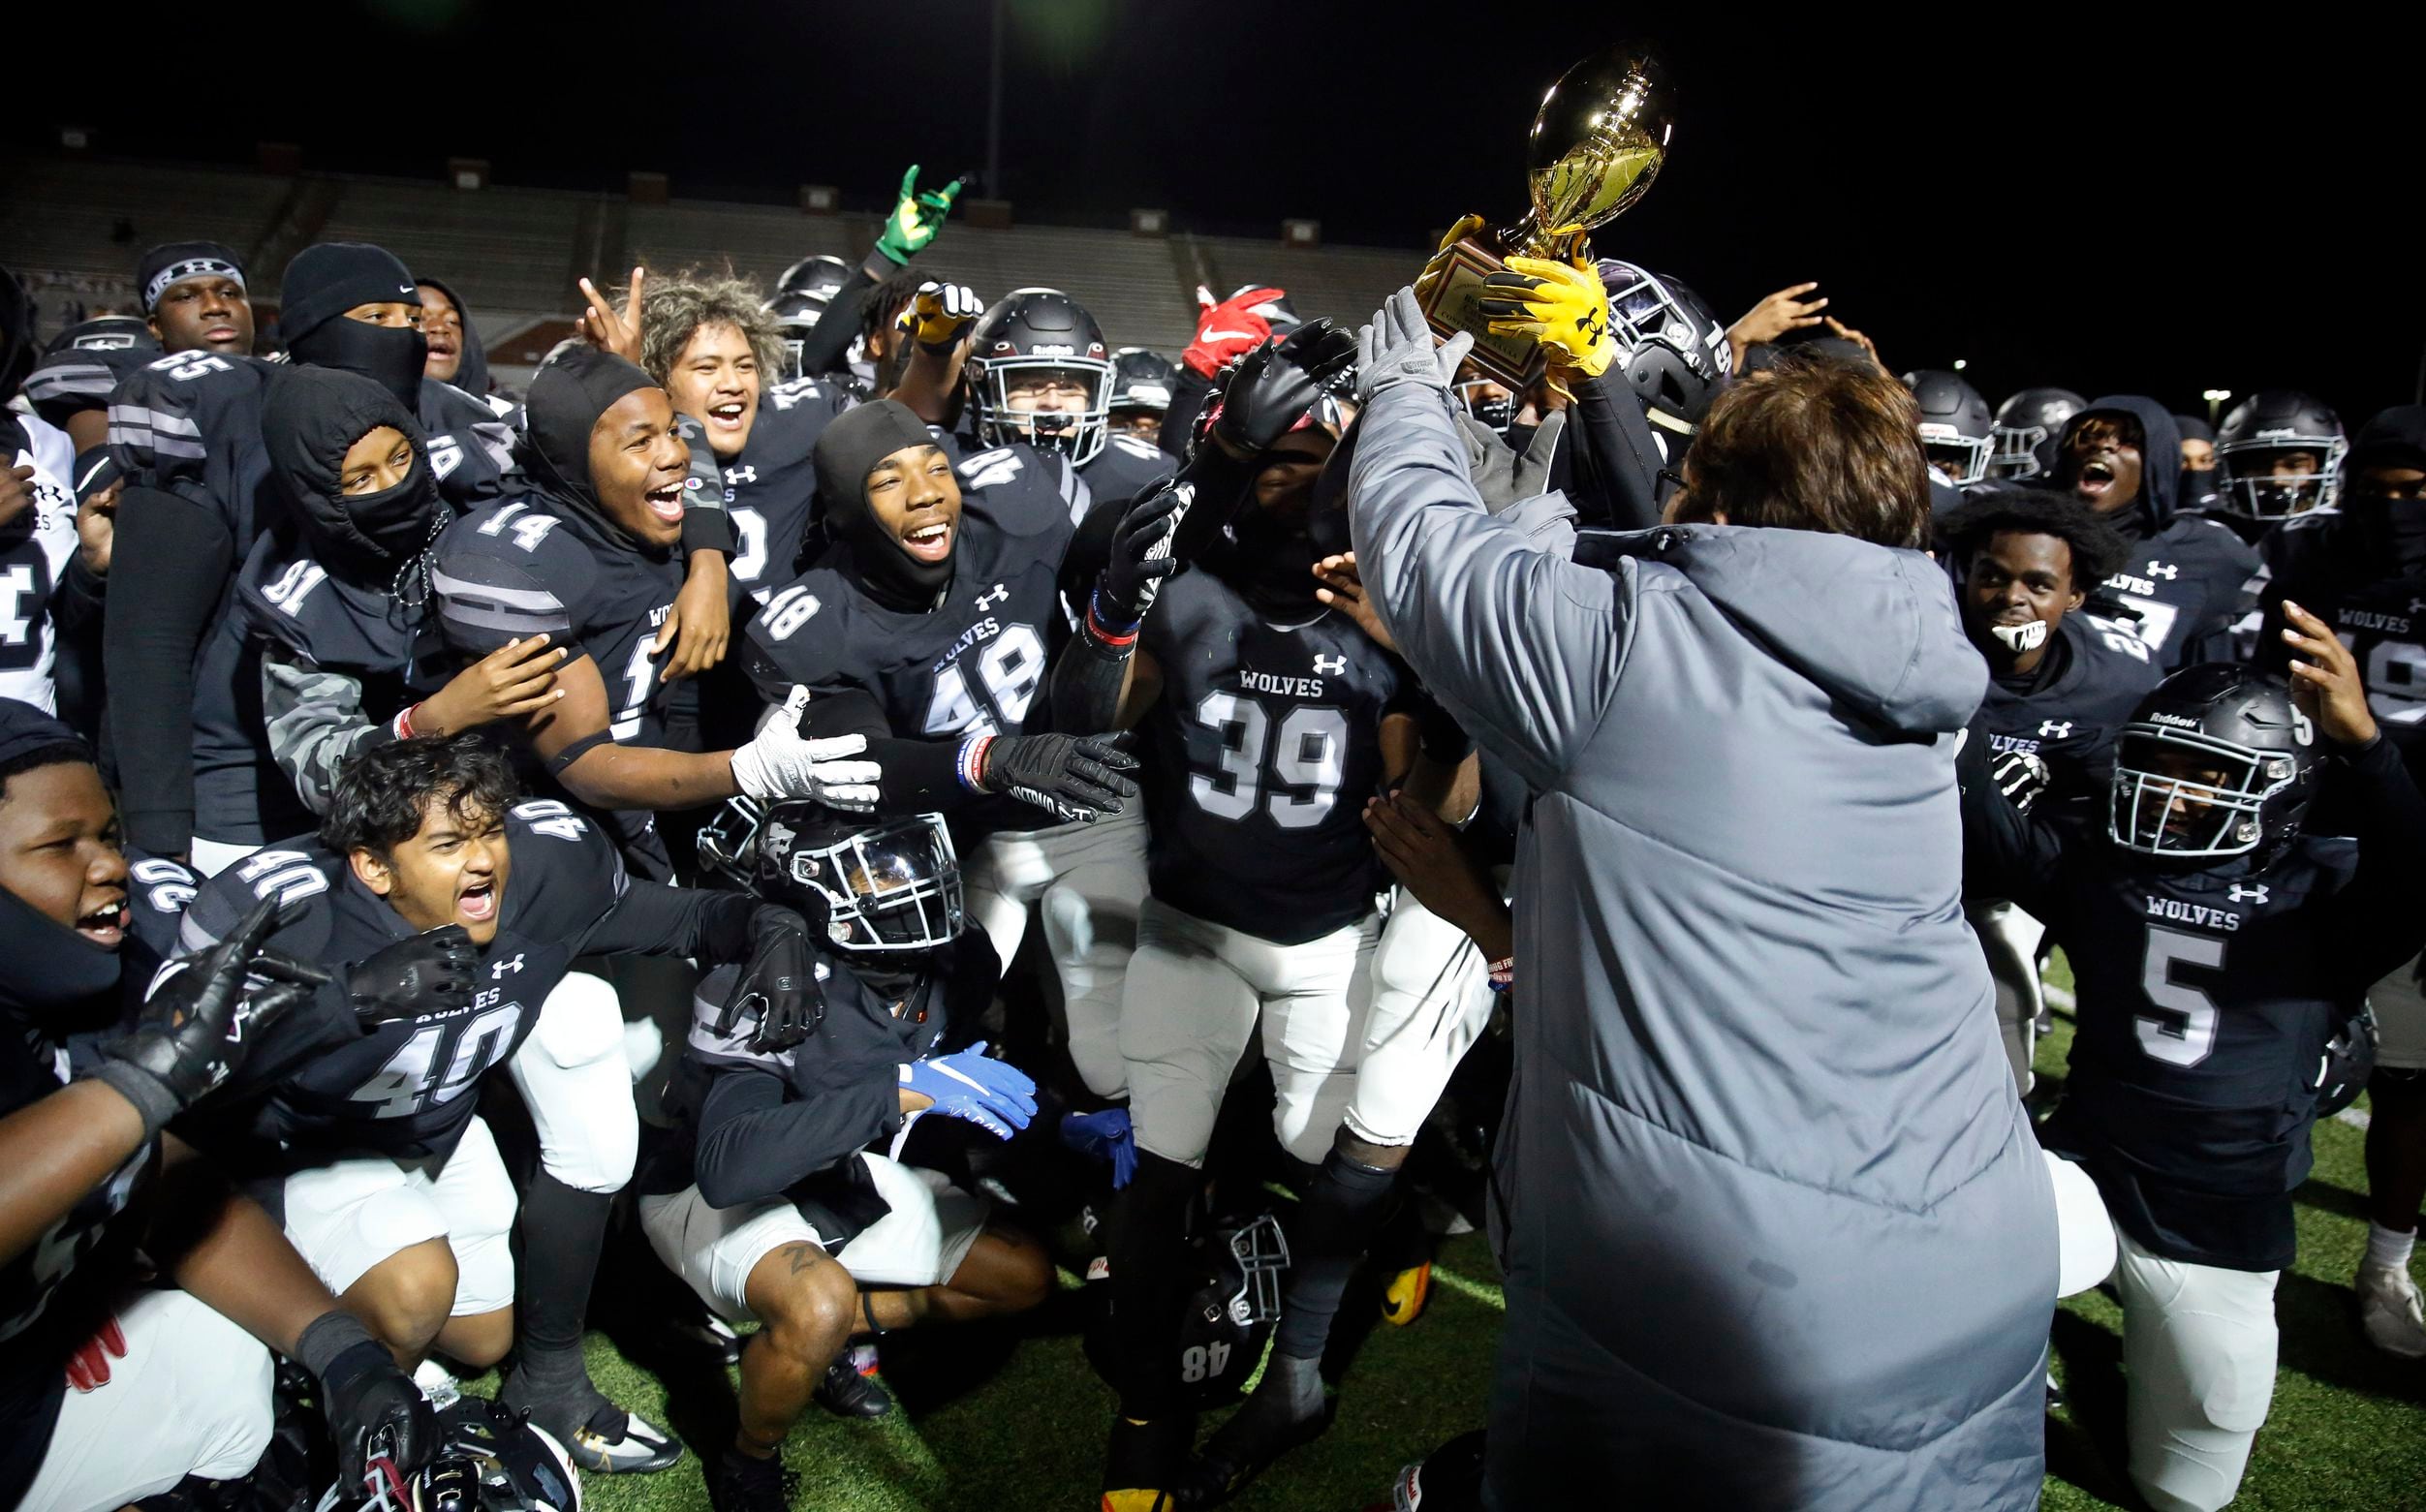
[812,1358,892,1419]
[706,1451,798,1512]
[1102,1414,1197,1511]
[502,1369,684,1474]
[847,1340,881,1377]
[1186,1353,1333,1503]
[2043,1370,2066,1413]
[411,1359,463,1411]
[1381,1262,1432,1327]
[2357,1262,2426,1358]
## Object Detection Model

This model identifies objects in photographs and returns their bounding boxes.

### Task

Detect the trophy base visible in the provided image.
[1416,236,1548,392]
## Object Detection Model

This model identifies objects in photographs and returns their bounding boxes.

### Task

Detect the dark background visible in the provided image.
[14,0,2423,420]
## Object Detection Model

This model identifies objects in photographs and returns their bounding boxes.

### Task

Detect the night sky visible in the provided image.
[16,0,2421,421]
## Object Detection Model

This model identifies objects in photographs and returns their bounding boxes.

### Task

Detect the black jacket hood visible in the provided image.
[417,276,490,399]
[2062,394,2181,529]
[262,365,444,580]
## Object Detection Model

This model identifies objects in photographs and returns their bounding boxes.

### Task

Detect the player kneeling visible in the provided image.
[638,805,1053,1512]
[1961,611,2423,1512]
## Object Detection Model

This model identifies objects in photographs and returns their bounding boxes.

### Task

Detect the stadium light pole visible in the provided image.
[2203,387,2231,425]
[985,0,1004,195]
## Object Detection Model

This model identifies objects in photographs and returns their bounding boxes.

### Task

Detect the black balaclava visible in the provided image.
[417,277,490,398]
[280,243,427,408]
[138,239,247,314]
[0,702,122,1020]
[517,346,660,540]
[812,398,954,609]
[1221,436,1342,617]
[262,366,444,584]
[2347,404,2426,578]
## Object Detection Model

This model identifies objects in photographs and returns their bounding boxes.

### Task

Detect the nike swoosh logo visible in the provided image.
[1200,326,1260,344]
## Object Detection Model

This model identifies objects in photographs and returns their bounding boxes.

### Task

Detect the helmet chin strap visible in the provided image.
[1990,619,2050,654]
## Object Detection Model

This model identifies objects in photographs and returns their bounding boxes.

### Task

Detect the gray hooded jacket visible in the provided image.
[1349,379,2056,1510]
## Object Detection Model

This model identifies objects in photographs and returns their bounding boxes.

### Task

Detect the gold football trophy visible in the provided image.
[1418,45,1674,387]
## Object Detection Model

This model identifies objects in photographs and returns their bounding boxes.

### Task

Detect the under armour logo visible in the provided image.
[724,465,758,486]
[2038,720,2074,738]
[2147,561,2179,580]
[2409,598,2425,616]
[2226,884,2269,905]
[975,583,1010,610]
[490,954,526,979]
[1314,653,1348,675]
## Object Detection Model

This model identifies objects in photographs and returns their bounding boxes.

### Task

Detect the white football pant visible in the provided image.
[1971,900,2045,1097]
[964,799,1147,1099]
[2373,953,2426,1071]
[279,1114,518,1315]
[1120,897,1381,1168]
[507,971,638,1192]
[1347,890,1495,1147]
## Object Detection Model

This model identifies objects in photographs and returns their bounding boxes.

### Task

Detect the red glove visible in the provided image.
[65,1317,128,1392]
[1184,286,1288,378]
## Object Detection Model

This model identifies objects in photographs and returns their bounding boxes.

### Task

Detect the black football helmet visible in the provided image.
[2315,1004,2378,1120]
[774,254,852,303]
[316,1398,579,1512]
[2108,663,2322,864]
[964,288,1114,466]
[1904,369,1996,486]
[1595,260,1731,435]
[753,806,963,954]
[2216,390,2347,520]
[1990,387,2088,480]
[1088,1210,1290,1411]
[44,314,158,356]
[1108,347,1178,422]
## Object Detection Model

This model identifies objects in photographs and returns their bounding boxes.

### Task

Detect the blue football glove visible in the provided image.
[1059,1106,1138,1189]
[899,1041,1038,1139]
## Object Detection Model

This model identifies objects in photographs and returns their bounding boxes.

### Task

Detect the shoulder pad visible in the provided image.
[741,573,848,686]
[502,799,629,925]
[176,844,342,959]
[432,502,590,647]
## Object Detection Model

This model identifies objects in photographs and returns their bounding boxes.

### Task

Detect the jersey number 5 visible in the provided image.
[2137,926,2224,1067]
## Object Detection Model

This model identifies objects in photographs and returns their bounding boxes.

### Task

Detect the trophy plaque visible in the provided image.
[1419,44,1675,388]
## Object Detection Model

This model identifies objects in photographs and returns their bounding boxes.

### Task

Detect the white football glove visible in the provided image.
[730,685,883,810]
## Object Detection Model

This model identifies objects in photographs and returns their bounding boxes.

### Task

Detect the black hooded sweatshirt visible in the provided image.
[2062,395,2259,671]
[416,276,492,401]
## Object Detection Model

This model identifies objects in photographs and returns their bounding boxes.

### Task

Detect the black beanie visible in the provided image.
[811,399,952,605]
[138,240,247,312]
[522,345,660,502]
[2173,415,2215,445]
[0,696,88,773]
[278,243,419,345]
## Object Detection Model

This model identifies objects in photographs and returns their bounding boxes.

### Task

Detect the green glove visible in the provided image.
[875,165,964,265]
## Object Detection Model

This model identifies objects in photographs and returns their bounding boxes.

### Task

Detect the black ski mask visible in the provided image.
[812,399,954,609]
[279,243,427,408]
[262,366,443,582]
[0,705,123,1021]
[1221,432,1343,616]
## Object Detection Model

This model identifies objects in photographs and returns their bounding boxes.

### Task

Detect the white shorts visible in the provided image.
[1119,897,1381,1168]
[21,1288,274,1512]
[279,1115,518,1315]
[962,800,1148,1099]
[638,1153,989,1325]
[1346,890,1495,1147]
[2372,954,2426,1071]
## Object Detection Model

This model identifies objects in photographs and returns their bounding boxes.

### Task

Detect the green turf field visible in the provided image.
[518,955,2426,1511]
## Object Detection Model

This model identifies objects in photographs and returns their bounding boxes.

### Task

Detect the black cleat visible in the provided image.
[500,1370,683,1475]
[1185,1354,1334,1503]
[812,1357,892,1419]
[706,1450,798,1512]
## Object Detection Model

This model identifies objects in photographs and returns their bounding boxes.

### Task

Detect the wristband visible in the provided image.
[956,733,996,793]
[1087,586,1141,650]
[1486,955,1515,993]
[393,702,420,740]
[296,1309,382,1381]
[87,1059,180,1141]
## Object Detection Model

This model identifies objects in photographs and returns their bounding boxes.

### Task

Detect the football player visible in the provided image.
[1906,369,1998,490]
[23,315,162,454]
[957,288,1179,509]
[0,344,85,719]
[416,278,502,407]
[2212,390,2347,540]
[1092,413,1464,1510]
[1108,347,1180,442]
[138,239,254,357]
[432,346,880,880]
[1960,637,2426,1512]
[2054,398,2261,669]
[639,805,1053,1512]
[1939,487,2158,1093]
[1989,386,2087,483]
[2248,404,2426,1356]
[173,734,824,1473]
[775,167,962,386]
[1596,259,1732,449]
[0,700,434,1512]
[2175,415,2223,512]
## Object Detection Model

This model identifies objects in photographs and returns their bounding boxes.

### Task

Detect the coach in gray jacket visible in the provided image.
[1347,291,2057,1509]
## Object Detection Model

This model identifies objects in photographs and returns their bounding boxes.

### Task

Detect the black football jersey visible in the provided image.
[106,348,282,546]
[22,342,155,433]
[2082,513,2261,671]
[684,377,852,604]
[741,478,1076,834]
[173,801,748,1159]
[1967,737,2426,1271]
[122,848,199,957]
[1137,569,1412,944]
[934,425,1092,528]
[0,418,80,714]
[417,377,519,514]
[1973,614,2162,820]
[1076,431,1178,514]
[2325,572,2426,750]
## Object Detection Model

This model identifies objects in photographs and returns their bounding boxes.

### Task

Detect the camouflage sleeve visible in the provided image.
[675,414,738,557]
[261,641,399,816]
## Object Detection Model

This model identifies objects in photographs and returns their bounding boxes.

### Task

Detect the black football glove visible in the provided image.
[718,905,823,1053]
[1209,319,1357,456]
[1991,748,2052,815]
[93,896,329,1134]
[319,1338,439,1492]
[1096,481,1189,626]
[346,926,477,1030]
[979,732,1139,824]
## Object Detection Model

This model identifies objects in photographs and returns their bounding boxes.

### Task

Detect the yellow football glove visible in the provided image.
[1476,254,1617,378]
[897,281,982,353]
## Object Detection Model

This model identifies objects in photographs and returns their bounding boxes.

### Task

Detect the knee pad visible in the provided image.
[448,1225,517,1317]
[2045,1153,2117,1298]
[512,974,639,1192]
[532,973,624,1066]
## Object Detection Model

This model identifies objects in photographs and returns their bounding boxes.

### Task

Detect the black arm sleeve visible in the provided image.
[691,1061,902,1210]
[577,879,757,962]
[1956,724,2067,914]
[50,555,106,633]
[791,260,888,381]
[104,486,234,852]
[1563,372,1665,532]
[1155,367,1216,460]
[798,685,985,812]
[2319,735,2426,988]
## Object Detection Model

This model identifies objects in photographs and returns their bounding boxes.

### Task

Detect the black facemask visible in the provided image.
[1225,502,1322,614]
[0,876,124,1026]
[263,366,444,581]
[2350,494,2426,579]
[289,318,429,409]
